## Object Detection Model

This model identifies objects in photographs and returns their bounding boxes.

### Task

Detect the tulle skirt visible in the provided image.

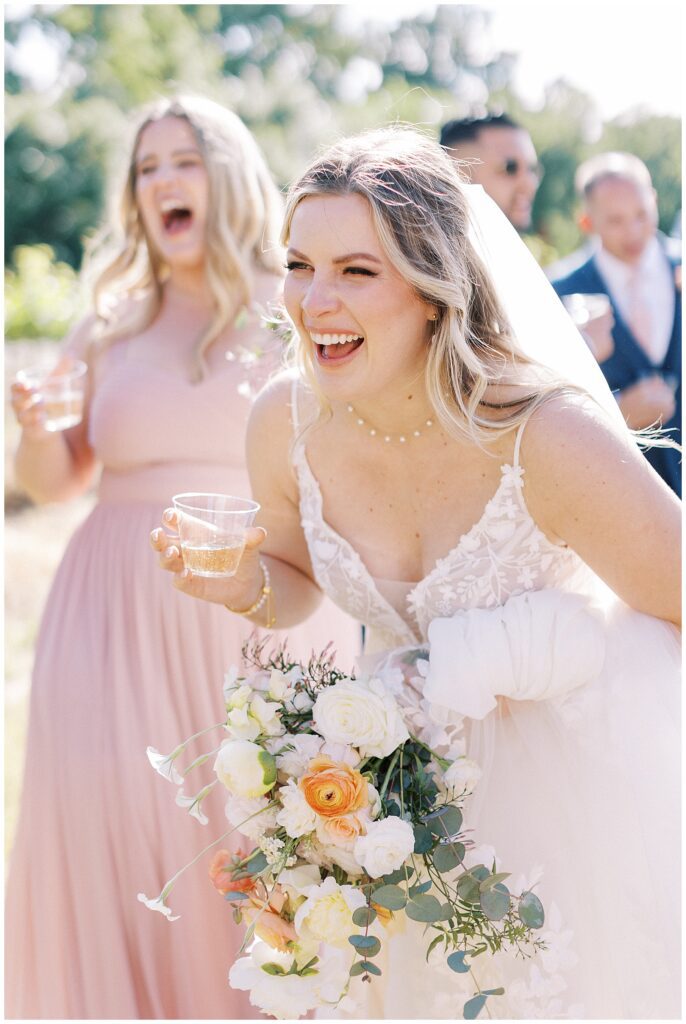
[338,598,680,1019]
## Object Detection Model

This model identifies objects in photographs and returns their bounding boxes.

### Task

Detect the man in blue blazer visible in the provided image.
[554,153,681,495]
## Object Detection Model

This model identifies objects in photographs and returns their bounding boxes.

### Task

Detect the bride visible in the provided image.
[153,126,680,1018]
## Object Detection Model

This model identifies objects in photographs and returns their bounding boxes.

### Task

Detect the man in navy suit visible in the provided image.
[554,153,681,495]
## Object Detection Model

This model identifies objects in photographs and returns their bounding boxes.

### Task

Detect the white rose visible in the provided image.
[276,779,317,838]
[294,876,366,948]
[214,739,276,798]
[250,694,286,737]
[275,733,323,778]
[354,816,415,878]
[312,678,409,759]
[319,740,362,767]
[366,782,382,820]
[441,757,482,796]
[224,794,278,839]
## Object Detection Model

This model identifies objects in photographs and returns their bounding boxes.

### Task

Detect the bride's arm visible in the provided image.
[522,395,681,627]
[152,375,323,628]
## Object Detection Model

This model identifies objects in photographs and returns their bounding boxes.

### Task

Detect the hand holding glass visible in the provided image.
[172,493,260,578]
[15,359,87,431]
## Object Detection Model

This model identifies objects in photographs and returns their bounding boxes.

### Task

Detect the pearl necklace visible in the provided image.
[346,403,434,444]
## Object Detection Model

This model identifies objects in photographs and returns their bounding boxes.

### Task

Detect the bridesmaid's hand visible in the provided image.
[10,381,50,441]
[150,509,267,609]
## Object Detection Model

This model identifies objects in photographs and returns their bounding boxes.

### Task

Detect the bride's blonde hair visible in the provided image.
[282,125,569,442]
[85,94,284,380]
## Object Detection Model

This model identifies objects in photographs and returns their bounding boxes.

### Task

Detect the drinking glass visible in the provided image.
[15,359,87,431]
[172,493,260,578]
[561,293,612,327]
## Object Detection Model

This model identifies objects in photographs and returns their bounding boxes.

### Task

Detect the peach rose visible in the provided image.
[208,849,255,897]
[317,812,366,846]
[244,884,298,952]
[300,755,368,818]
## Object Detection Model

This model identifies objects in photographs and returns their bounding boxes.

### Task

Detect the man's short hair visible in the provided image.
[439,113,521,150]
[575,152,653,200]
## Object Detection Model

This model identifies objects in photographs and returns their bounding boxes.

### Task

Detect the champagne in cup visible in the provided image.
[172,493,260,578]
[15,359,87,431]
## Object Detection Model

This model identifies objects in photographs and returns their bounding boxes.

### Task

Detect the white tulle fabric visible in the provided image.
[292,393,680,1019]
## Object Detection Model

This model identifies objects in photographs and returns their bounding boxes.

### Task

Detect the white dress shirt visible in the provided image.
[595,237,676,365]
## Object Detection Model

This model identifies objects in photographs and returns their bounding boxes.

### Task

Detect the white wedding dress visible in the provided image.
[292,395,680,1020]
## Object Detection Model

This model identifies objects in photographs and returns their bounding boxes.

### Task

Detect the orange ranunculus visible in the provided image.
[300,756,369,818]
[208,849,256,896]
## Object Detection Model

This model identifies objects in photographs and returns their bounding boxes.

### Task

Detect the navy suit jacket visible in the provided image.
[553,252,681,495]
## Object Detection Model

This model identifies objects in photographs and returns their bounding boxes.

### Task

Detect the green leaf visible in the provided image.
[349,961,367,977]
[447,950,470,974]
[482,988,505,996]
[479,884,510,922]
[423,805,463,837]
[433,843,465,873]
[518,891,545,929]
[352,906,377,927]
[359,960,382,975]
[372,884,407,911]
[299,968,319,977]
[426,934,444,961]
[405,893,445,923]
[479,871,511,891]
[409,880,432,897]
[463,994,487,1019]
[413,824,434,854]
[382,866,414,885]
[223,890,251,901]
[245,851,268,873]
[261,963,286,976]
[456,874,481,904]
[470,865,489,882]
[348,935,381,956]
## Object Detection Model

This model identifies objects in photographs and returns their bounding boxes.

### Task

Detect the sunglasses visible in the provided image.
[502,158,542,179]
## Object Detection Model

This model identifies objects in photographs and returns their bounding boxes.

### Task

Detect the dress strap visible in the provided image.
[512,416,530,469]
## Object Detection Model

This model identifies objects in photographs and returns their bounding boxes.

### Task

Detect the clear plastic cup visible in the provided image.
[561,293,612,327]
[15,359,88,431]
[172,493,260,578]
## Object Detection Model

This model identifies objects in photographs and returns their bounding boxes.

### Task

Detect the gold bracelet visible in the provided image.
[225,559,276,628]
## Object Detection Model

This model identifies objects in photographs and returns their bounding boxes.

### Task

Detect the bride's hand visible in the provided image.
[150,509,267,608]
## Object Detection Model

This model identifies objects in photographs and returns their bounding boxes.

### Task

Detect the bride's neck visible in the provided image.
[338,384,435,437]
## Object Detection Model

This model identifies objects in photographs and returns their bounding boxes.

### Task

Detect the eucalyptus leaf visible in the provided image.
[352,906,377,927]
[405,893,445,923]
[433,843,465,873]
[424,805,463,837]
[463,994,487,1020]
[359,961,382,975]
[409,880,432,897]
[482,988,505,996]
[382,866,414,885]
[349,962,366,977]
[457,874,481,904]
[371,884,407,911]
[413,824,434,854]
[223,890,251,901]
[245,851,268,873]
[470,865,489,882]
[447,950,470,974]
[479,884,510,922]
[518,891,545,929]
[348,935,381,956]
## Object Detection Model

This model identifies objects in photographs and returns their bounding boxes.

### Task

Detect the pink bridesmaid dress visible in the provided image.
[5,332,359,1019]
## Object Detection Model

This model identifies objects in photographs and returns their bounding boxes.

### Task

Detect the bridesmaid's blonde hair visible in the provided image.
[282,125,570,442]
[86,95,284,380]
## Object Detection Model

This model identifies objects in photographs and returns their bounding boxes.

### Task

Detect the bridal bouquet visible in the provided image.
[139,639,546,1020]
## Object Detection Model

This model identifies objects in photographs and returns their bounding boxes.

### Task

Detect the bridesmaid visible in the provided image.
[6,94,358,1019]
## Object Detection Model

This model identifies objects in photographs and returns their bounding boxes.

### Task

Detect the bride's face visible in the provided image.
[284,193,436,403]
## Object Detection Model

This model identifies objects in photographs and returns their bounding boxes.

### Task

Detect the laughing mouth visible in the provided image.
[160,200,193,234]
[309,331,365,361]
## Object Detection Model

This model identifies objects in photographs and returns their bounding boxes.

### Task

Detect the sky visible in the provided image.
[356,0,683,120]
[5,2,683,121]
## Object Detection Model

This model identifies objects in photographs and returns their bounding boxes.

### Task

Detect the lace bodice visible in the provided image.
[292,386,592,651]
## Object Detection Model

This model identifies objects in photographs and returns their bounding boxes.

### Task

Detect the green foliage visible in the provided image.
[5,245,85,340]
